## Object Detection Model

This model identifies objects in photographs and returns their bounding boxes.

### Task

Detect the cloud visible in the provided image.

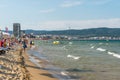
[87,0,112,5]
[60,1,82,8]
[38,18,120,30]
[40,9,55,13]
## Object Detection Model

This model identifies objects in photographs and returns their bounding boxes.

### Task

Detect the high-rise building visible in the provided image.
[13,23,21,38]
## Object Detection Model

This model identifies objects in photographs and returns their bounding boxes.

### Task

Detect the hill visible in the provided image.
[7,27,120,37]
[23,27,120,37]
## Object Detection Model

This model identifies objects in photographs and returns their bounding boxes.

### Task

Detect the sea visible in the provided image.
[27,40,120,80]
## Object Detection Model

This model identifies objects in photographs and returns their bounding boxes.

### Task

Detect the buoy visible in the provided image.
[53,41,59,44]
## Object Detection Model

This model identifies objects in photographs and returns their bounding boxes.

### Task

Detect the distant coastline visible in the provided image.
[7,27,120,40]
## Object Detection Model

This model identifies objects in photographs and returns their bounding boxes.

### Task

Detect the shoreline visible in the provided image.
[26,45,72,80]
[0,45,58,80]
[23,50,58,80]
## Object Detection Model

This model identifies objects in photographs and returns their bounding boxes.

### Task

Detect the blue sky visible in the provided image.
[0,0,120,30]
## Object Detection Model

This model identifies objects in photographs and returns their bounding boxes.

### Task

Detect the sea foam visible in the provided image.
[96,48,106,52]
[67,55,80,60]
[69,42,73,45]
[61,71,69,76]
[108,51,115,55]
[91,46,95,49]
[108,51,120,59]
[99,43,103,45]
[113,54,120,58]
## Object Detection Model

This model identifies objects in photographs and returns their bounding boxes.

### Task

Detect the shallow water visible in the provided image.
[28,40,120,80]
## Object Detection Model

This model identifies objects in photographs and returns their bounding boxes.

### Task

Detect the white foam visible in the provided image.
[69,42,73,45]
[67,55,80,60]
[96,48,106,52]
[61,71,68,76]
[113,54,120,58]
[108,51,115,55]
[63,46,68,50]
[91,46,95,49]
[107,51,120,59]
[67,55,72,57]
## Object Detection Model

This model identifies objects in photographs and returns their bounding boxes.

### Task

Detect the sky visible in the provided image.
[0,0,120,30]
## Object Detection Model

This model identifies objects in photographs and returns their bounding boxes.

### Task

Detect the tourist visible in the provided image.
[22,39,27,52]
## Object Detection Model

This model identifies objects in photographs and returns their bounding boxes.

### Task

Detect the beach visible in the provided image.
[23,50,58,80]
[1,40,120,80]
[0,45,58,80]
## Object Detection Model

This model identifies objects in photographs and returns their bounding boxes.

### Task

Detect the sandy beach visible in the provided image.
[23,51,58,80]
[0,46,58,80]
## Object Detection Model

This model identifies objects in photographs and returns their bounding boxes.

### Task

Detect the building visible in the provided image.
[13,23,21,38]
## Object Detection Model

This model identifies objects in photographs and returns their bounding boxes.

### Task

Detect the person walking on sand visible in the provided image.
[22,39,27,52]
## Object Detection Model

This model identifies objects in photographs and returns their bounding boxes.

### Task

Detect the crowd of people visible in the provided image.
[0,38,15,48]
[0,37,35,53]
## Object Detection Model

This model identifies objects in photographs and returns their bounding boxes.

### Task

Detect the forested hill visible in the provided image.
[24,27,120,37]
[9,27,120,37]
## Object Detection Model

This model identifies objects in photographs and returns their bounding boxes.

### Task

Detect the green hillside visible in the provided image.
[23,27,120,37]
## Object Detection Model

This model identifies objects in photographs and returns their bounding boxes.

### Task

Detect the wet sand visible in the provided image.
[23,51,58,80]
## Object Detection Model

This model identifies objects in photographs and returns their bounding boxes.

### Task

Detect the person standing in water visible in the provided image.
[22,39,27,52]
[30,40,33,48]
[30,39,34,48]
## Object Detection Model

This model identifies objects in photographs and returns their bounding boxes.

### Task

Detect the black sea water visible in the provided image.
[28,40,120,80]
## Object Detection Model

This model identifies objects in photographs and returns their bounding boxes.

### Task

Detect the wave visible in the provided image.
[90,46,95,49]
[61,71,69,76]
[69,42,73,45]
[99,43,103,45]
[108,51,120,58]
[67,55,80,60]
[113,54,120,58]
[96,48,106,52]
[62,46,68,50]
[108,51,115,55]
